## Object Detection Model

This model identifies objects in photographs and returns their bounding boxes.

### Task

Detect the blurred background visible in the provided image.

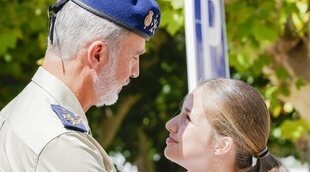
[0,0,309,171]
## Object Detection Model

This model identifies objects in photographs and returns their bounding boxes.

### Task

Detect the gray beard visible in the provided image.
[93,50,120,107]
[93,71,120,107]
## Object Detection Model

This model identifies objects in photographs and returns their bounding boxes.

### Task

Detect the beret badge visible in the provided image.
[144,10,154,29]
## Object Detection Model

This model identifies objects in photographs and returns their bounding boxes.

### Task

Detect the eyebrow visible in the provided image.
[182,106,191,114]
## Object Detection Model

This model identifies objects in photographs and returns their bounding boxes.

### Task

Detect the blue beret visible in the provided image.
[71,0,161,40]
[49,0,160,42]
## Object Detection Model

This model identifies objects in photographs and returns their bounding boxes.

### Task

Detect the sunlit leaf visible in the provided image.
[280,120,310,141]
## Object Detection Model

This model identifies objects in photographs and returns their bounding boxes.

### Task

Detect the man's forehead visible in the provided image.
[120,33,146,55]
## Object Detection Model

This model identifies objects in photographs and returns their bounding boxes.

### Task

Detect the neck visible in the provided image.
[186,157,237,172]
[188,163,236,172]
[42,55,95,112]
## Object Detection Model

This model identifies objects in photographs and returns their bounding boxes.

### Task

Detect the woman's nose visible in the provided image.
[166,116,178,133]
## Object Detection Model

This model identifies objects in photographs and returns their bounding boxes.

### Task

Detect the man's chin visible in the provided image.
[104,98,118,106]
[95,95,119,107]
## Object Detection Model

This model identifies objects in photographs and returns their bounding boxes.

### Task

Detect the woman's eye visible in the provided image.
[185,114,191,121]
[132,56,138,60]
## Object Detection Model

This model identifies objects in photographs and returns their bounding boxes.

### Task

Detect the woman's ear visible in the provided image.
[87,41,109,71]
[214,136,234,156]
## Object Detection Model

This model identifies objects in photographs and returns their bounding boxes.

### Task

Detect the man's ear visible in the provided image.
[87,41,109,70]
[214,136,234,156]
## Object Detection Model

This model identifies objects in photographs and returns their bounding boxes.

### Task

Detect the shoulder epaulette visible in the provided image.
[51,104,87,132]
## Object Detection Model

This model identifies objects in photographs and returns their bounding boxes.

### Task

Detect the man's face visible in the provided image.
[93,33,145,107]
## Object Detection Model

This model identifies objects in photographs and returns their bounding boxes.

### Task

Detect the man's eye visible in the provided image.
[132,56,138,60]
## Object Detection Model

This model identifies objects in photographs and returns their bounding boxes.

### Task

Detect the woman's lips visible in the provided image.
[166,137,178,145]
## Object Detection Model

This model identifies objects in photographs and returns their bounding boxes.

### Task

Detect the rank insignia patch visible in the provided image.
[51,104,87,132]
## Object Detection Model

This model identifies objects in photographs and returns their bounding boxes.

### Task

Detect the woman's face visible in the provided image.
[164,90,216,170]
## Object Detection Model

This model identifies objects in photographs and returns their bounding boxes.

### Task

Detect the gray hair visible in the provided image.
[46,1,129,60]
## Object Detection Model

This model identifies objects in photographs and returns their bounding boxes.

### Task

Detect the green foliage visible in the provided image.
[280,119,310,142]
[0,29,22,55]
[158,0,184,35]
[0,0,53,107]
[0,0,309,171]
[295,78,307,90]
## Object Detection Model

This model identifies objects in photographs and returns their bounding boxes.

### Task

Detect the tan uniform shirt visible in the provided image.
[0,67,116,172]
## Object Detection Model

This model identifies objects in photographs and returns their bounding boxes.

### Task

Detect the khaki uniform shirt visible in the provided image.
[0,67,116,172]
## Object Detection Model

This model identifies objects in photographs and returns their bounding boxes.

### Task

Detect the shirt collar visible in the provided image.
[31,67,90,132]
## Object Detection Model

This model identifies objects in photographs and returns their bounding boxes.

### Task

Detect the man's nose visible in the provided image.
[130,60,140,78]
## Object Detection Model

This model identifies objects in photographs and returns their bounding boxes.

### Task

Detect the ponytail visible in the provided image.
[254,152,288,172]
[239,147,289,172]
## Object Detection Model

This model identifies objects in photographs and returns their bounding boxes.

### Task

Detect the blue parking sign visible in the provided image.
[185,0,229,91]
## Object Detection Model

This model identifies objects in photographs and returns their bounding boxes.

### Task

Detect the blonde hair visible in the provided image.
[198,78,287,172]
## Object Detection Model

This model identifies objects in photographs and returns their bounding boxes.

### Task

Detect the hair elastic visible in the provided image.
[255,147,269,159]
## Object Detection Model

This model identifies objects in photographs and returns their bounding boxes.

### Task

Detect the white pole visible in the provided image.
[184,0,198,92]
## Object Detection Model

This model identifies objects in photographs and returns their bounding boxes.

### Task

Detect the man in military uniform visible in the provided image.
[0,0,160,171]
